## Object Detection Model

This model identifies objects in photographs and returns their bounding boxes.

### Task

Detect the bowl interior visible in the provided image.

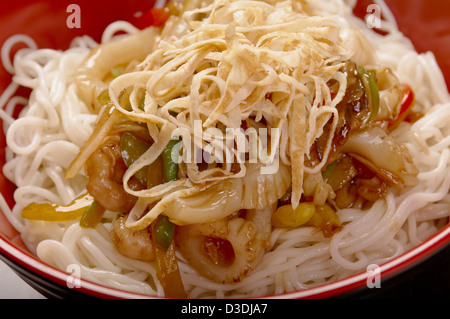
[0,0,449,298]
[356,0,450,89]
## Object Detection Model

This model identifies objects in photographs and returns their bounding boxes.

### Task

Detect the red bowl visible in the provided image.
[0,0,449,299]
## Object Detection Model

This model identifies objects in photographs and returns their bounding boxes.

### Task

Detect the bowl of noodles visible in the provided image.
[0,0,449,299]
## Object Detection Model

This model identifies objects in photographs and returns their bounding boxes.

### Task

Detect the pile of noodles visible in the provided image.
[0,0,449,298]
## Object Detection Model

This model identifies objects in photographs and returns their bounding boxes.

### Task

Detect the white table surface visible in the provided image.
[0,258,46,299]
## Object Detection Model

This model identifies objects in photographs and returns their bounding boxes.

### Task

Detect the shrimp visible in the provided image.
[175,216,267,284]
[85,134,140,213]
[111,215,155,261]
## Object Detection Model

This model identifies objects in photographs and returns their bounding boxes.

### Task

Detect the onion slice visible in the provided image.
[65,103,120,178]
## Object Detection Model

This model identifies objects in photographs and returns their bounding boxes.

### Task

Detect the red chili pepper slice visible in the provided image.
[388,83,415,128]
[133,7,171,29]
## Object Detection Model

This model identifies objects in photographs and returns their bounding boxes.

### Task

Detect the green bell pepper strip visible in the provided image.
[321,160,337,181]
[154,138,180,251]
[121,132,151,186]
[97,89,110,106]
[357,66,380,126]
[162,138,180,183]
[154,215,177,251]
[110,67,122,78]
[79,200,106,228]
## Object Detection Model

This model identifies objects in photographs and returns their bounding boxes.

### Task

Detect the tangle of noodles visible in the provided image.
[0,0,449,298]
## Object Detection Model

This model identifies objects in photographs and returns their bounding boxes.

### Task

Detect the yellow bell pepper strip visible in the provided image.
[121,132,151,186]
[272,202,316,228]
[79,200,106,228]
[307,203,342,238]
[22,193,94,222]
[357,66,380,126]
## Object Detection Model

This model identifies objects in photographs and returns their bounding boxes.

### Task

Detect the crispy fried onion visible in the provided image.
[101,0,358,230]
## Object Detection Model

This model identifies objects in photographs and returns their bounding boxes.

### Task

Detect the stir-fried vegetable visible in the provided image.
[154,138,179,250]
[272,201,341,238]
[150,139,186,297]
[97,89,110,106]
[150,221,187,298]
[306,203,341,238]
[341,126,418,188]
[357,66,380,126]
[133,7,172,29]
[79,200,106,228]
[322,155,357,191]
[272,202,316,228]
[388,83,415,129]
[110,67,122,78]
[153,215,176,251]
[121,132,151,186]
[162,138,180,183]
[321,161,337,181]
[22,193,93,222]
[65,103,120,179]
